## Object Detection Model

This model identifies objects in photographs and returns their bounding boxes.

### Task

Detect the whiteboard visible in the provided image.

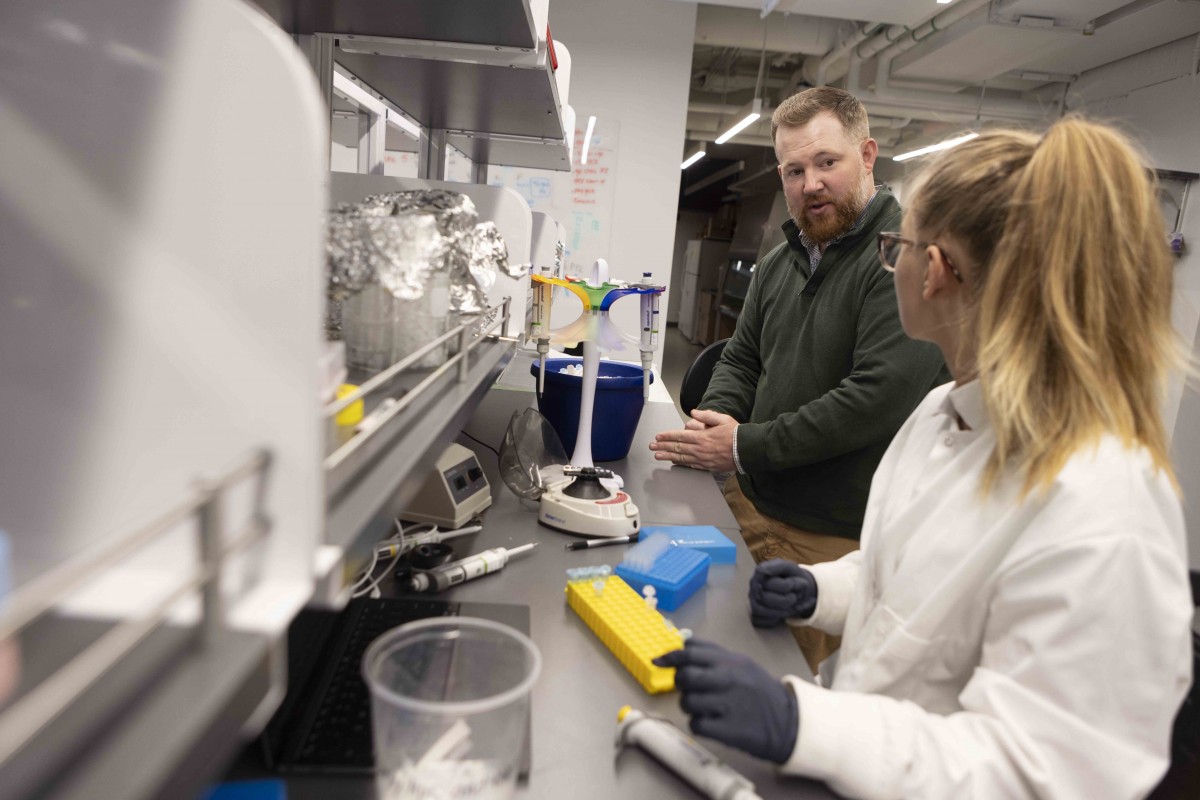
[487,115,619,276]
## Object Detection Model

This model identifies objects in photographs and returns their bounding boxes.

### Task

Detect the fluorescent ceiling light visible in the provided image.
[715,98,763,145]
[681,150,706,169]
[580,115,597,165]
[937,0,955,4]
[892,131,979,162]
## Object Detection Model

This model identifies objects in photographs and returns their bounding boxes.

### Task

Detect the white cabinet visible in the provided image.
[0,2,577,797]
[679,239,731,343]
[0,0,326,796]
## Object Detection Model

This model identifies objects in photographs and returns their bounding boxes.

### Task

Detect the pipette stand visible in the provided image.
[525,259,664,538]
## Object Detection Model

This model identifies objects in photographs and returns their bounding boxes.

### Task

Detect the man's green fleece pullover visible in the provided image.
[700,189,949,539]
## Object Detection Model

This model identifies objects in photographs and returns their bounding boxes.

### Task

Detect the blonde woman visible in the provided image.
[656,118,1194,799]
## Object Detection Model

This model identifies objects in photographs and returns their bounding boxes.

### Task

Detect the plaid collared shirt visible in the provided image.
[797,186,880,271]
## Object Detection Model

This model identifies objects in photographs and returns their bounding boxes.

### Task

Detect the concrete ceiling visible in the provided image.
[676,0,1200,189]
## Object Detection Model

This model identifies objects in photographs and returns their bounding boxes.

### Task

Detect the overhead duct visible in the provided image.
[802,0,996,88]
[688,102,913,130]
[822,0,1052,124]
[687,129,774,148]
[693,4,839,54]
[804,21,890,86]
[870,48,1049,122]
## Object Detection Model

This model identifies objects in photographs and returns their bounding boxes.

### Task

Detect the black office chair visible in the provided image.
[1149,569,1200,799]
[679,338,729,418]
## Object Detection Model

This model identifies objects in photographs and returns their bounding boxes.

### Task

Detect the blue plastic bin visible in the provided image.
[532,357,652,462]
[639,525,737,564]
[615,546,711,612]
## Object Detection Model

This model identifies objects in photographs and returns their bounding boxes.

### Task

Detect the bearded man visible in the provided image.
[652,88,948,674]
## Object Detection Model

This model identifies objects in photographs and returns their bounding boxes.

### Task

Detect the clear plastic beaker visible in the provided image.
[342,282,400,373]
[362,617,541,800]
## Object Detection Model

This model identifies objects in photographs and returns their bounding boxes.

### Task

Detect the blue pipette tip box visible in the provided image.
[615,546,711,612]
[200,780,286,800]
[638,525,736,565]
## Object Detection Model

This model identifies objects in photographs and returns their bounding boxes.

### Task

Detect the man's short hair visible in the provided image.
[771,87,870,145]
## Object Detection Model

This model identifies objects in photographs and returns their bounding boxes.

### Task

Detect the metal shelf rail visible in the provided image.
[0,451,276,800]
[320,299,516,597]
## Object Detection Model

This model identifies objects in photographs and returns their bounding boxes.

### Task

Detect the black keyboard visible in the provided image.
[269,596,457,772]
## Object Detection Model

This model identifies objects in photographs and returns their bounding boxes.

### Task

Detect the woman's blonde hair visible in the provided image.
[908,117,1185,495]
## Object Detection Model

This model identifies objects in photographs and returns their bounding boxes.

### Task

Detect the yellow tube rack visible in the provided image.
[565,575,681,694]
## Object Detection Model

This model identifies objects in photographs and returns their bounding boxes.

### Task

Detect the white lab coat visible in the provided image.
[779,381,1193,800]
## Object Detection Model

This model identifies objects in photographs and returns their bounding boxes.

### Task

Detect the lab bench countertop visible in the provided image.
[234,358,837,799]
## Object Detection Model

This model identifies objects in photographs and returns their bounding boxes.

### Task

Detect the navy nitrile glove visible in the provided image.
[653,639,798,764]
[749,559,817,628]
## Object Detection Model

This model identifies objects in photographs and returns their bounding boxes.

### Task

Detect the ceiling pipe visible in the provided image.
[861,100,982,125]
[693,4,837,54]
[872,45,1048,121]
[690,102,770,115]
[688,129,774,148]
[810,21,889,86]
[688,102,913,130]
[840,54,1005,124]
[823,0,1051,124]
[1089,0,1174,32]
[855,0,991,64]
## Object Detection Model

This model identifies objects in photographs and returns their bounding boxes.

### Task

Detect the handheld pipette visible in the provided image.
[615,706,762,800]
[407,543,538,593]
[527,267,553,396]
[638,272,661,400]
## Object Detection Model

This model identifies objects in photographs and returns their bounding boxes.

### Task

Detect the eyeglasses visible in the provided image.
[877,232,963,283]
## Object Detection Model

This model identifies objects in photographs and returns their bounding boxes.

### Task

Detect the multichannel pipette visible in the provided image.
[638,271,661,400]
[407,543,538,593]
[615,707,763,800]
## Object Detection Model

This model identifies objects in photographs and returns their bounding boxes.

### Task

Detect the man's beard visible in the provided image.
[788,180,868,244]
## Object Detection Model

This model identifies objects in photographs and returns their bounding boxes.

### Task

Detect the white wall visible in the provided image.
[548,0,697,368]
[1069,36,1200,570]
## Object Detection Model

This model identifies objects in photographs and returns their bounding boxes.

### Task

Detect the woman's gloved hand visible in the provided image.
[748,559,817,627]
[653,639,798,764]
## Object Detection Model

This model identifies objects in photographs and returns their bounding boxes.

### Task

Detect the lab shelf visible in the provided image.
[0,448,280,800]
[35,627,275,800]
[447,130,573,172]
[323,309,516,585]
[333,44,566,141]
[249,0,572,172]
[254,0,539,49]
[331,95,419,153]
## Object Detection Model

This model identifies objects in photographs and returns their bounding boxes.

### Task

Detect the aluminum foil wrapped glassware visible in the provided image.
[325,189,519,372]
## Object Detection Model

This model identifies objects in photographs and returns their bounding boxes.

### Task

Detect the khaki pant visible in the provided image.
[724,477,859,676]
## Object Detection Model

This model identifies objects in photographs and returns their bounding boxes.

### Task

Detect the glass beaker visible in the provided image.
[362,617,541,800]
